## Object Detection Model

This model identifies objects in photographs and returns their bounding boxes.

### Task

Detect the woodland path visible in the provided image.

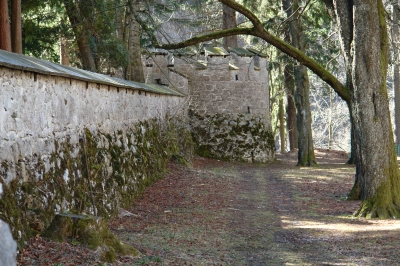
[18,150,400,265]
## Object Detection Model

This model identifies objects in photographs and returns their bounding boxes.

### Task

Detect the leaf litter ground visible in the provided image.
[18,149,400,265]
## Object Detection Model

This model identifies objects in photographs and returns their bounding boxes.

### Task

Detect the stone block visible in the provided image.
[0,220,17,266]
[0,186,17,266]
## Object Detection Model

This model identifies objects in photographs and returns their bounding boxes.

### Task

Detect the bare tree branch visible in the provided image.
[155,0,351,103]
[156,27,256,49]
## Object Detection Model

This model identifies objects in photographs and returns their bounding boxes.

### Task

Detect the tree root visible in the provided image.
[354,200,400,219]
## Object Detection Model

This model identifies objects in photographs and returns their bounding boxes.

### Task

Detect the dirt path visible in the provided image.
[18,150,400,265]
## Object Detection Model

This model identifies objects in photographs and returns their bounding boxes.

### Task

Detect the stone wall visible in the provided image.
[0,56,192,248]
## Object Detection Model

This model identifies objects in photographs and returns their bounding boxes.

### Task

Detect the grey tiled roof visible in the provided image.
[0,49,183,96]
[204,47,229,56]
[228,47,255,57]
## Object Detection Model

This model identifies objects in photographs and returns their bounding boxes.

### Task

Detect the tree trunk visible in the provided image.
[60,37,70,66]
[222,3,237,49]
[286,0,316,166]
[328,88,333,149]
[279,98,285,153]
[63,0,97,72]
[286,93,298,151]
[294,64,316,166]
[393,2,400,147]
[283,16,298,151]
[126,0,145,83]
[350,0,400,218]
[115,0,124,39]
[0,0,12,52]
[346,110,357,165]
[11,0,22,54]
[325,0,356,165]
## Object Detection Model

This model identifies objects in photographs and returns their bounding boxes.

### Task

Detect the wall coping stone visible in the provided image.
[0,49,183,96]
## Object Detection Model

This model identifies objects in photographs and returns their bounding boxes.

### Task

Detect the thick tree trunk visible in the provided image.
[126,0,145,83]
[0,0,12,52]
[222,3,238,49]
[64,0,97,72]
[351,0,400,218]
[395,63,400,144]
[287,0,316,166]
[11,0,22,54]
[393,3,400,146]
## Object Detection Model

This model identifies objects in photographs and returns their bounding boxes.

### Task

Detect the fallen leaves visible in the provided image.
[17,150,400,265]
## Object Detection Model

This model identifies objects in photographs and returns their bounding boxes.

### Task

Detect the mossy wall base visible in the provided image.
[190,112,275,163]
[0,118,193,249]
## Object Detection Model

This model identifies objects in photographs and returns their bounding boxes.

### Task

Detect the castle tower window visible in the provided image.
[235,74,239,81]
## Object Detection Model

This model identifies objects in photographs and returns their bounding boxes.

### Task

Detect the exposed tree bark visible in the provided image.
[293,64,316,165]
[346,113,361,165]
[222,3,238,49]
[0,0,12,52]
[328,88,333,149]
[286,90,298,150]
[125,0,145,83]
[393,2,400,145]
[11,0,22,54]
[287,0,316,166]
[115,0,124,39]
[60,37,70,65]
[282,11,298,151]
[279,98,285,153]
[63,0,97,72]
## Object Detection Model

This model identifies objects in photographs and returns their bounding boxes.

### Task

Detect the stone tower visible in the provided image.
[144,46,275,162]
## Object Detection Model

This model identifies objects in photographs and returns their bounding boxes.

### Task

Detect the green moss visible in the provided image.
[0,117,193,249]
[354,160,400,219]
[190,112,275,162]
[42,214,140,262]
[103,248,116,262]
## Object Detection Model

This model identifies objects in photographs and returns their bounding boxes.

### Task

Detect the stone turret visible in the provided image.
[144,46,275,162]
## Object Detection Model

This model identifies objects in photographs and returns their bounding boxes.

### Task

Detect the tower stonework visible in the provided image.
[144,47,275,163]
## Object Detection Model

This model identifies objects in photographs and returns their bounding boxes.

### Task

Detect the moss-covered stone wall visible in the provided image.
[0,63,192,248]
[0,118,193,248]
[190,112,274,163]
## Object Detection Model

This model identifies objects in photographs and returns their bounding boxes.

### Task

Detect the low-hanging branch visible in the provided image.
[156,27,255,49]
[154,0,351,103]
